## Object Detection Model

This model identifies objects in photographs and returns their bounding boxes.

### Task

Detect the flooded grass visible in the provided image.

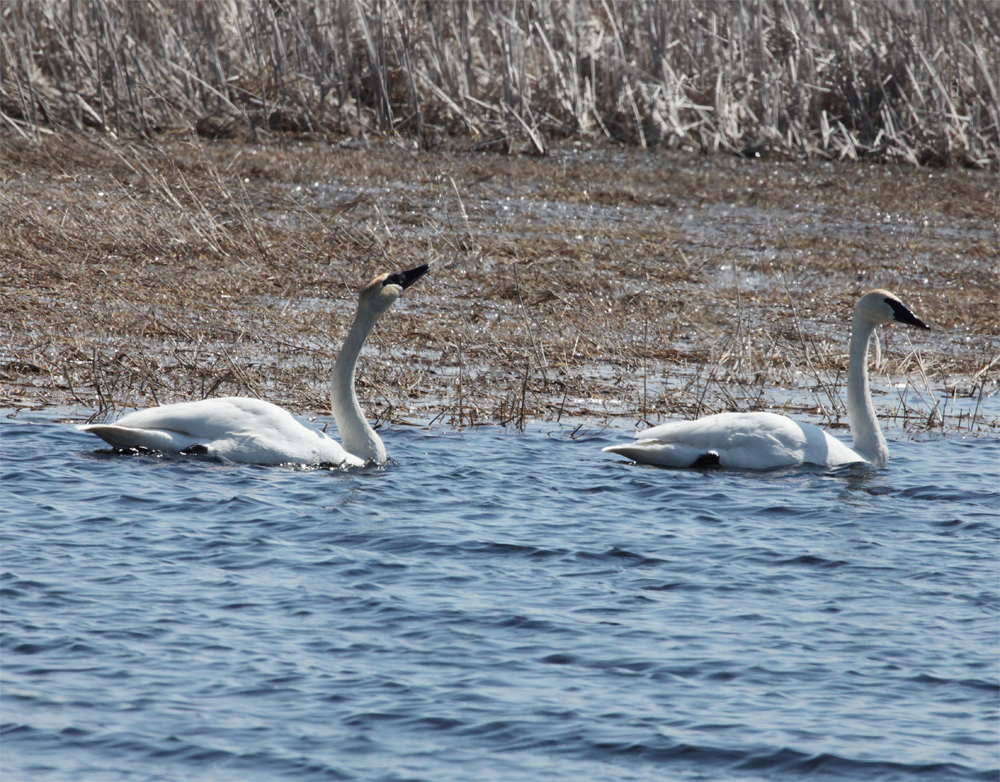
[1,134,997,438]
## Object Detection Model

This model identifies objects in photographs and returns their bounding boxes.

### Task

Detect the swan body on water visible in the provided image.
[78,264,429,466]
[603,290,930,470]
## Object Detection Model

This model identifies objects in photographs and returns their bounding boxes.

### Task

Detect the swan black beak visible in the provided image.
[384,264,429,291]
[886,298,930,331]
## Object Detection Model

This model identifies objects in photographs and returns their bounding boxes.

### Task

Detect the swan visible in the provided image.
[77,264,429,466]
[602,289,930,470]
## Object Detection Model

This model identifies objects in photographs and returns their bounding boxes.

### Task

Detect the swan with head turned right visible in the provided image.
[602,290,930,470]
[76,264,429,466]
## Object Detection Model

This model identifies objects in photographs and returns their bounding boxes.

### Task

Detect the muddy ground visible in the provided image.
[1,133,997,435]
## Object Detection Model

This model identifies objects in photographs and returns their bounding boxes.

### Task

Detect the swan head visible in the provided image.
[855,290,930,331]
[358,264,429,319]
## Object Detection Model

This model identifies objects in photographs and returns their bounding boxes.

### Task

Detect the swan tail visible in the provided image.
[602,441,719,468]
[77,424,204,454]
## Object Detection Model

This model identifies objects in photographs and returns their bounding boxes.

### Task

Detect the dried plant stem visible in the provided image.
[2,1,995,166]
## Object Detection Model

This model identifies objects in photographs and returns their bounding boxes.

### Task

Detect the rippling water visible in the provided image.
[2,409,998,781]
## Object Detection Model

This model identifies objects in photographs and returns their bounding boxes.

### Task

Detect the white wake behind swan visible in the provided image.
[603,290,930,470]
[77,264,429,466]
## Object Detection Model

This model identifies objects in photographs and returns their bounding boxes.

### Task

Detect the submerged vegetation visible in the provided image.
[1,2,997,437]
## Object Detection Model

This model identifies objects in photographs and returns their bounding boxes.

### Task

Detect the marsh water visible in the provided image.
[2,406,998,782]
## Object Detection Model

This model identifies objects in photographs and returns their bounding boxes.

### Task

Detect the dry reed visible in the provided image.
[2,1,997,166]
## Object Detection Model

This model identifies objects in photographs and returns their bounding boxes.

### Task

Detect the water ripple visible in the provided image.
[1,413,997,781]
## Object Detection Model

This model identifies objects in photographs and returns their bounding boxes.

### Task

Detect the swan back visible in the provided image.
[78,397,362,466]
[603,412,862,469]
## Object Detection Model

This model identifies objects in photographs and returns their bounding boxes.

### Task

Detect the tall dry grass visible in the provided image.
[2,0,997,166]
[1,134,996,433]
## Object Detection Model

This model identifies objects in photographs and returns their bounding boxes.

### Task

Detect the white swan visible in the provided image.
[602,290,930,470]
[77,264,429,466]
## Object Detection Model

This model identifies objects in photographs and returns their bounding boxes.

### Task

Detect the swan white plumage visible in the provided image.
[77,264,429,466]
[602,289,930,470]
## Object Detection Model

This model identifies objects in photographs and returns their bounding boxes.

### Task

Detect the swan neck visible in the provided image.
[847,316,887,467]
[331,307,386,463]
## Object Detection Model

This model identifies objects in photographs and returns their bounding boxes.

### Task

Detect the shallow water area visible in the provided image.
[2,409,998,781]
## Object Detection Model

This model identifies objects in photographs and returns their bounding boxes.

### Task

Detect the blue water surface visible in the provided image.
[2,409,998,782]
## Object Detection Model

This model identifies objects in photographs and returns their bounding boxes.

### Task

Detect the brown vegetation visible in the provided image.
[3,1,997,166]
[1,134,997,436]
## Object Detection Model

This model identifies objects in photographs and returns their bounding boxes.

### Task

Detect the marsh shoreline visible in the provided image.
[1,133,997,436]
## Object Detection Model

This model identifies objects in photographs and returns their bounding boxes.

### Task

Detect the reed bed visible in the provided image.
[2,0,997,166]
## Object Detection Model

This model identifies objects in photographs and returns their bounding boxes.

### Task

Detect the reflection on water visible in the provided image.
[2,408,998,782]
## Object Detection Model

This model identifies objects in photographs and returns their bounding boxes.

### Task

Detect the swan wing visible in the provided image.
[79,397,364,466]
[76,423,205,453]
[603,412,864,469]
[108,397,291,439]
